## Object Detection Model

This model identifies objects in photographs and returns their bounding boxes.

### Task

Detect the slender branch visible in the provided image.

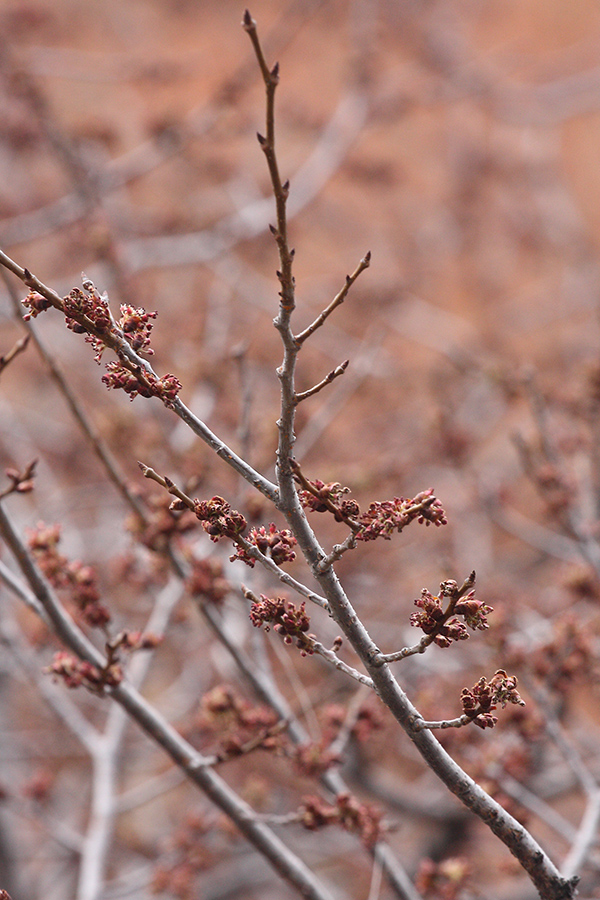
[295,360,349,403]
[295,252,371,345]
[0,334,30,376]
[138,463,329,609]
[310,639,374,688]
[242,21,578,895]
[0,250,279,502]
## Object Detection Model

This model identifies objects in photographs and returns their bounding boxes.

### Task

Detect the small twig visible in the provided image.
[295,252,371,345]
[315,532,358,573]
[243,9,294,315]
[139,462,329,610]
[381,572,476,662]
[0,251,279,503]
[0,334,30,375]
[310,639,374,689]
[294,360,349,403]
[328,684,373,758]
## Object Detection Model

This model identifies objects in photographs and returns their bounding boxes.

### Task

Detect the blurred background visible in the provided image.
[1,1,599,898]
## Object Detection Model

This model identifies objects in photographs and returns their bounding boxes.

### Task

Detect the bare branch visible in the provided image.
[295,360,349,403]
[0,334,29,376]
[296,252,371,345]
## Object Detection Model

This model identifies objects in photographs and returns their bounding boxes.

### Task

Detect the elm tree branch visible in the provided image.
[295,252,371,345]
[0,500,336,900]
[295,360,349,404]
[0,249,278,503]
[139,462,329,610]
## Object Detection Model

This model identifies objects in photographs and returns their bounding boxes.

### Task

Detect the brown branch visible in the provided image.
[295,252,371,345]
[0,333,29,375]
[295,360,349,403]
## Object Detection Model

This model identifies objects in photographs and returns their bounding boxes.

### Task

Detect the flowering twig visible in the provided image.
[0,249,279,503]
[241,16,578,900]
[139,462,329,610]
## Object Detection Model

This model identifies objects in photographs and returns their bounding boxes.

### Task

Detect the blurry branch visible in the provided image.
[0,334,29,376]
[532,686,600,881]
[0,0,329,247]
[122,85,370,273]
[515,373,600,576]
[483,493,580,563]
[77,577,184,900]
[0,602,98,751]
[0,499,337,900]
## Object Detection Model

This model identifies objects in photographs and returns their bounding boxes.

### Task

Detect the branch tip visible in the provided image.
[242,9,255,31]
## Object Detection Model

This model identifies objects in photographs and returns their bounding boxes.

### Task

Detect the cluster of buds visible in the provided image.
[249,594,314,655]
[46,651,122,693]
[192,496,247,542]
[194,684,286,760]
[410,577,492,649]
[297,478,359,521]
[231,523,297,567]
[294,464,447,541]
[355,490,447,541]
[62,282,115,364]
[22,290,53,320]
[27,522,110,628]
[24,279,182,407]
[415,857,471,900]
[102,362,182,405]
[299,792,383,849]
[460,670,525,729]
[1,459,36,499]
[118,303,157,354]
[186,557,230,605]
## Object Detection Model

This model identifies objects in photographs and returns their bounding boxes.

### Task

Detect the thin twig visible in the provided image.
[295,360,349,403]
[295,252,371,345]
[0,334,29,375]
